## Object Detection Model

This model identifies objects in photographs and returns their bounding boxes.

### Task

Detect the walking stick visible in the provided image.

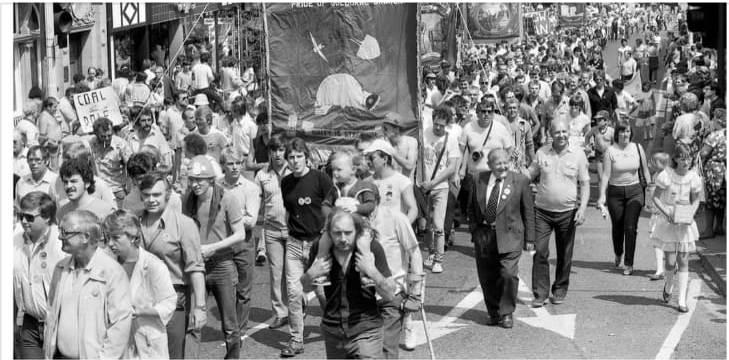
[419,275,436,360]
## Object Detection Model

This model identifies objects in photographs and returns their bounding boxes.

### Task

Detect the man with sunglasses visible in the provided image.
[14,192,65,359]
[44,210,133,359]
[15,145,57,205]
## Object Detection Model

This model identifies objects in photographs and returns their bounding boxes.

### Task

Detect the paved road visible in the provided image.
[196,180,726,359]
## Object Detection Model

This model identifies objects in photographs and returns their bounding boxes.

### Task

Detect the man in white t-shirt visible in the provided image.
[191,53,223,112]
[458,99,514,178]
[419,108,461,274]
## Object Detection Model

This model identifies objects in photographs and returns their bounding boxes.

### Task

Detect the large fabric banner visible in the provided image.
[559,3,587,28]
[266,4,418,153]
[466,4,521,40]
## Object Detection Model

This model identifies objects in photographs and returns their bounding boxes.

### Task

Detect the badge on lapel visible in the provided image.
[502,185,511,200]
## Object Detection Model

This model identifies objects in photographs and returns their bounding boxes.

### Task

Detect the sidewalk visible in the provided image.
[696,234,727,297]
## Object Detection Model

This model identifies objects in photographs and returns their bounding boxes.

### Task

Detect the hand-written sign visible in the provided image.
[73,87,123,133]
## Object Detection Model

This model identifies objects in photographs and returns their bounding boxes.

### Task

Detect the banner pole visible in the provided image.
[416,3,425,186]
[262,2,273,139]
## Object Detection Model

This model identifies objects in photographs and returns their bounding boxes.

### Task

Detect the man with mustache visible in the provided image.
[125,106,173,168]
[56,157,115,223]
[15,145,57,204]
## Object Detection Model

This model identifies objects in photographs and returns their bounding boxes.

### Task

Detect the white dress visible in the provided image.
[649,168,702,252]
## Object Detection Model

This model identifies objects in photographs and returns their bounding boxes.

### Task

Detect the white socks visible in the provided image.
[654,248,665,275]
[677,271,689,307]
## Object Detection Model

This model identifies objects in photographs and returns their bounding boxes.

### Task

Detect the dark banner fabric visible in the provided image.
[559,3,587,28]
[466,4,521,40]
[266,3,418,153]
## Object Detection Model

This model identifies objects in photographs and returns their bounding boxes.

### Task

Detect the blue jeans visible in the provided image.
[378,293,407,359]
[234,239,255,333]
[286,237,315,343]
[266,229,289,319]
[532,208,577,300]
[322,324,384,359]
[202,259,240,359]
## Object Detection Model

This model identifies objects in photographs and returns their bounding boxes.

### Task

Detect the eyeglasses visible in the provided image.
[58,229,85,240]
[19,212,39,223]
[479,109,495,114]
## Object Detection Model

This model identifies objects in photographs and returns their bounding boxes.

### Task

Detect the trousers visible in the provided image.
[606,183,645,266]
[473,226,521,316]
[532,208,577,300]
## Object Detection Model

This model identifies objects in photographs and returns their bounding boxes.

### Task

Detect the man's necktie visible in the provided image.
[484,178,502,224]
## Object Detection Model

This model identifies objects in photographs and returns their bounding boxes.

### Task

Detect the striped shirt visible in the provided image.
[255,163,291,232]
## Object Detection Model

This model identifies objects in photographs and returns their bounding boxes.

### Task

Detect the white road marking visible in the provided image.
[516,278,577,339]
[654,279,703,360]
[233,292,317,343]
[412,286,483,347]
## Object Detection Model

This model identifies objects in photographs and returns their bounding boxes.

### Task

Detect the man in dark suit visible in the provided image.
[467,148,535,329]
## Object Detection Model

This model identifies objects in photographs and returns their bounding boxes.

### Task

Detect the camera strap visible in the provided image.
[465,121,494,155]
[430,132,449,181]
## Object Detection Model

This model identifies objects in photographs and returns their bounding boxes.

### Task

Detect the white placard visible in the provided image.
[73,87,123,134]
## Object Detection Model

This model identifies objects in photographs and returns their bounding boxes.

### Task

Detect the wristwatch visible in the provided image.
[195,304,207,312]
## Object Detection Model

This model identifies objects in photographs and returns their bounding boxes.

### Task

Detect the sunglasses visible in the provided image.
[19,212,40,223]
[479,109,495,114]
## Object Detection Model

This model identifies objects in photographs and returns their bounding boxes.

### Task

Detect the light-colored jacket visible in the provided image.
[44,248,133,359]
[125,248,177,359]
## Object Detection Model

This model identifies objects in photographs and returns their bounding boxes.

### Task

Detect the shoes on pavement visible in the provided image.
[531,297,549,308]
[431,262,443,273]
[423,254,435,269]
[256,249,267,266]
[550,294,566,305]
[269,317,289,330]
[485,315,500,326]
[614,255,622,268]
[649,273,664,281]
[500,314,514,329]
[677,305,689,313]
[623,266,634,276]
[280,339,304,357]
[662,283,673,304]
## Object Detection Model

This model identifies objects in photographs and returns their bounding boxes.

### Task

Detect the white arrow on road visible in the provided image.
[412,287,482,347]
[516,278,577,340]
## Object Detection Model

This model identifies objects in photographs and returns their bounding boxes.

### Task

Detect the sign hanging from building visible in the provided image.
[466,4,522,40]
[266,3,418,153]
[112,3,146,29]
[73,87,123,133]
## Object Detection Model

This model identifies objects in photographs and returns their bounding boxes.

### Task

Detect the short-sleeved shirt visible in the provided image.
[655,168,702,205]
[16,170,57,203]
[530,145,591,212]
[309,239,391,338]
[56,196,115,223]
[459,120,514,175]
[89,135,133,193]
[191,63,214,90]
[140,206,205,285]
[281,169,336,241]
[606,143,641,186]
[374,172,412,215]
[420,128,460,190]
[125,128,173,167]
[195,128,229,164]
[255,164,291,232]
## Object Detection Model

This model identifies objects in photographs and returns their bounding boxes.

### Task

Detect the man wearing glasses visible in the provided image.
[44,210,133,359]
[14,192,65,358]
[15,145,57,204]
[458,99,514,181]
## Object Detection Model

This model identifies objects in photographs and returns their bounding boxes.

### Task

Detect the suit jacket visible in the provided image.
[467,170,536,254]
